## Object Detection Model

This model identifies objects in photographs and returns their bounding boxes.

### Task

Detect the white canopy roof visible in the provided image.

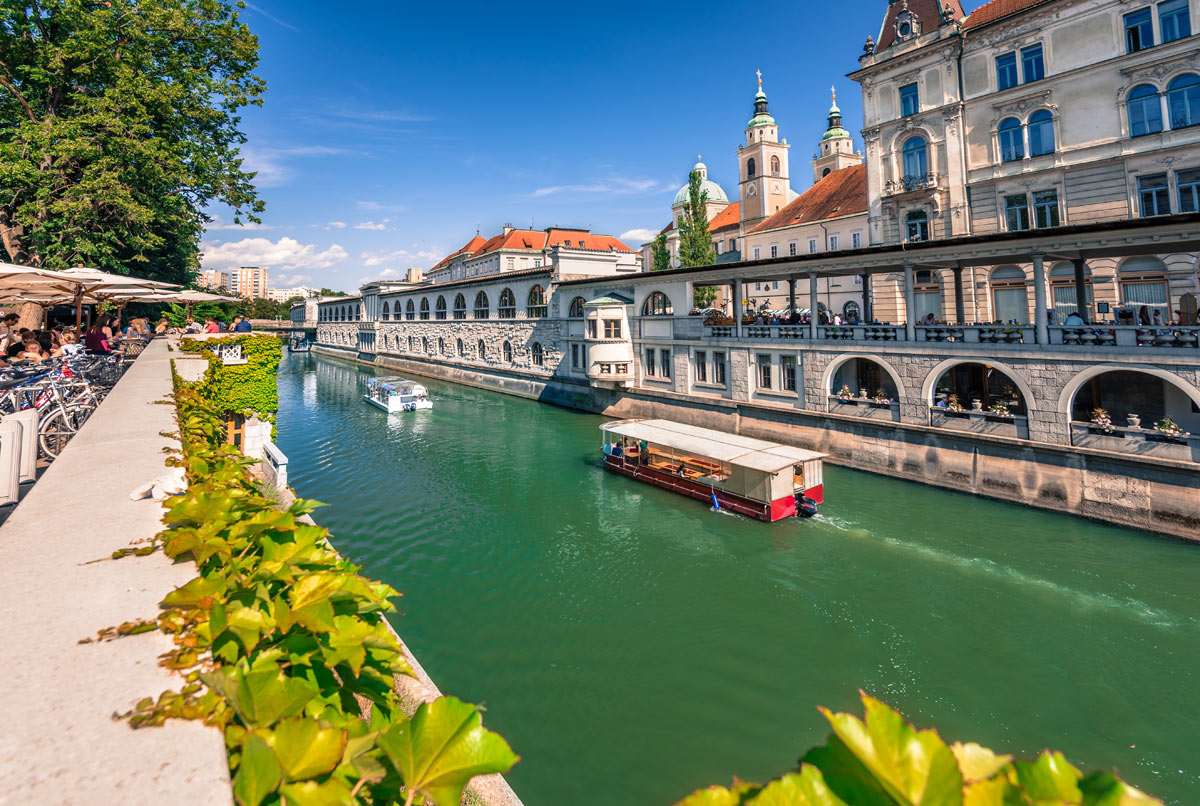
[600,419,825,474]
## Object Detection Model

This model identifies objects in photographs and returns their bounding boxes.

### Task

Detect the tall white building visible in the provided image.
[229,266,269,300]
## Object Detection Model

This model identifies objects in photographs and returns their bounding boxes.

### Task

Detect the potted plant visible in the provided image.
[987,401,1014,419]
[1153,416,1190,438]
[1090,407,1114,435]
[836,384,853,401]
[946,394,965,413]
[871,390,892,407]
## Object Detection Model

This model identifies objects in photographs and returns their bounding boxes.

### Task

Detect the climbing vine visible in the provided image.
[179,335,283,429]
[108,357,517,806]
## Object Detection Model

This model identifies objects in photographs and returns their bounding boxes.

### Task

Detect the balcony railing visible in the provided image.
[1070,422,1198,462]
[884,172,937,195]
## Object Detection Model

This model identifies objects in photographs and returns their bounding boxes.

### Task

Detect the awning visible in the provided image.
[600,419,825,473]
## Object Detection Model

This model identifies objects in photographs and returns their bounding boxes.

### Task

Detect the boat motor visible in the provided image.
[795,494,818,518]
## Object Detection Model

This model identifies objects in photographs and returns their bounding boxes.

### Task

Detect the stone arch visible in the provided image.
[1057,364,1200,420]
[820,353,906,404]
[921,357,1036,411]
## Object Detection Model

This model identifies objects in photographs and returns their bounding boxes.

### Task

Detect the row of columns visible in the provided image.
[724,250,1092,344]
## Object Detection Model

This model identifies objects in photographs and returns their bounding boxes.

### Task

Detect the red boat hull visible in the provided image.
[603,455,804,522]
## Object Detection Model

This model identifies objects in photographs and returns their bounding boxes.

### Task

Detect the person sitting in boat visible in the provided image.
[612,441,623,458]
[675,463,686,477]
[639,440,649,466]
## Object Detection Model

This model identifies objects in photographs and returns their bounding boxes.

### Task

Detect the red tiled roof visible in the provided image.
[544,228,634,252]
[471,227,633,258]
[876,0,966,51]
[963,0,1054,29]
[429,234,489,273]
[707,202,742,233]
[749,164,867,234]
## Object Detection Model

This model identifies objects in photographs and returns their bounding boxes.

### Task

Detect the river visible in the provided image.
[275,352,1200,805]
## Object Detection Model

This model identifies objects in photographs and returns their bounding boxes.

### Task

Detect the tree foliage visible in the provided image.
[0,0,266,283]
[676,170,715,270]
[677,692,1159,806]
[651,232,672,272]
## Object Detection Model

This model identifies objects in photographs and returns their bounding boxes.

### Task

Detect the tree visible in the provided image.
[0,0,266,282]
[318,288,348,297]
[650,233,671,272]
[676,170,715,269]
[693,285,718,309]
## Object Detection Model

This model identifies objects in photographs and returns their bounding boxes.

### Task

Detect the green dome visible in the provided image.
[821,126,851,142]
[748,112,776,127]
[673,173,729,206]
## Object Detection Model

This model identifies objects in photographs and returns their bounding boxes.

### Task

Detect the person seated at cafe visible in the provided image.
[60,331,83,357]
[1063,310,1085,326]
[920,312,936,326]
[203,317,220,333]
[5,337,28,359]
[1138,306,1151,325]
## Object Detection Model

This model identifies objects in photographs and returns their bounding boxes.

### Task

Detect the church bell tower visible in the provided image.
[737,71,790,229]
[811,87,861,183]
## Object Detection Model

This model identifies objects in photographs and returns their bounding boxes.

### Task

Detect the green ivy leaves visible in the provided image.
[116,357,518,805]
[376,697,520,806]
[679,693,1161,806]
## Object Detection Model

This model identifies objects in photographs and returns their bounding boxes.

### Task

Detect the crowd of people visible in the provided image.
[0,312,157,367]
[162,315,254,335]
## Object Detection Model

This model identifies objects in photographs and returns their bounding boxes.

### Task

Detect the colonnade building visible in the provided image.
[309,0,1200,541]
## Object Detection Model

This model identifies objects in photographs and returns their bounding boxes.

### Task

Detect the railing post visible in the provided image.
[1031,250,1048,345]
[903,262,916,342]
[808,270,819,340]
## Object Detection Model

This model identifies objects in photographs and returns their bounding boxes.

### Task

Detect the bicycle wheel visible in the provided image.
[38,405,90,460]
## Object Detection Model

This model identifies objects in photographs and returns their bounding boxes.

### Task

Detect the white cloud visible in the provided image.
[360,247,442,268]
[619,228,658,245]
[202,237,348,271]
[275,274,313,287]
[531,178,661,197]
[204,214,272,232]
[325,221,346,230]
[241,145,365,188]
[354,220,388,231]
[357,200,408,213]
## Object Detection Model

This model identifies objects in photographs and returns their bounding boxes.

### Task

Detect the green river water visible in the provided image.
[276,352,1200,805]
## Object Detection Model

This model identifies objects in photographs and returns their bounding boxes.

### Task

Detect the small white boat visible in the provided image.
[364,376,432,413]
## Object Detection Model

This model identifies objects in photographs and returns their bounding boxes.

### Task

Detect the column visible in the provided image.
[1072,258,1089,323]
[733,279,743,338]
[808,270,819,340]
[903,262,916,341]
[952,267,965,324]
[1032,250,1048,344]
[788,276,796,315]
[861,272,872,322]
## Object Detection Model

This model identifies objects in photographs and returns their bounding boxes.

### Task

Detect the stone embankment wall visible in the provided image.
[314,339,1200,542]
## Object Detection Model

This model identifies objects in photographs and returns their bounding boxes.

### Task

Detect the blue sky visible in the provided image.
[201,0,883,292]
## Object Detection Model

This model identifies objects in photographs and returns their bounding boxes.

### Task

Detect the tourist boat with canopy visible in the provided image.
[363,376,432,412]
[600,419,826,521]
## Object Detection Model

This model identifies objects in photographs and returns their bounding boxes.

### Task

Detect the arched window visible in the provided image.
[1128,84,1163,136]
[770,155,780,176]
[477,339,487,360]
[906,210,929,242]
[422,336,429,353]
[747,157,756,179]
[932,363,1026,417]
[568,296,585,317]
[498,288,516,319]
[456,338,464,356]
[1050,262,1094,322]
[902,137,928,177]
[406,299,415,320]
[527,285,547,318]
[1027,110,1055,156]
[822,167,831,178]
[1167,74,1200,129]
[913,269,941,320]
[474,291,489,319]
[998,117,1024,162]
[641,291,673,316]
[355,305,361,321]
[531,342,544,366]
[453,293,467,319]
[990,265,1029,324]
[419,298,430,320]
[503,340,513,362]
[381,301,390,321]
[438,337,446,355]
[408,336,415,351]
[435,296,447,320]
[1118,257,1170,320]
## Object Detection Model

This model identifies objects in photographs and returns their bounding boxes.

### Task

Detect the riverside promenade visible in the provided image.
[0,340,232,805]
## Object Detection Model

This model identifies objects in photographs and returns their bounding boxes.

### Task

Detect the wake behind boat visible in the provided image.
[364,376,432,412]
